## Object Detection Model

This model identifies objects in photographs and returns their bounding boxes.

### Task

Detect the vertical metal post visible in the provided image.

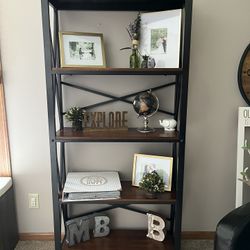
[53,5,66,202]
[53,5,68,222]
[170,143,177,234]
[52,6,66,188]
[170,75,181,235]
[41,0,62,249]
[174,0,193,249]
[174,76,181,121]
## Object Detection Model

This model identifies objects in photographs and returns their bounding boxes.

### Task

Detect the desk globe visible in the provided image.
[133,90,159,133]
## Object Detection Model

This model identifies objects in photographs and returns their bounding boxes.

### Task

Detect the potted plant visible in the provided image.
[65,107,85,131]
[139,171,165,198]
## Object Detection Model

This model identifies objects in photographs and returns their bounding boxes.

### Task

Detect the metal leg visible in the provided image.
[174,1,193,248]
[41,0,62,249]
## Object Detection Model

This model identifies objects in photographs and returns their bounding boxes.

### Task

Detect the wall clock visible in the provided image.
[238,43,250,105]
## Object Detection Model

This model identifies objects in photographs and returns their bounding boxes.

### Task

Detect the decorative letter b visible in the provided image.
[93,215,110,238]
[147,213,166,242]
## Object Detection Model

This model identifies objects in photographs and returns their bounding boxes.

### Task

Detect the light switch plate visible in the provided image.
[28,193,39,209]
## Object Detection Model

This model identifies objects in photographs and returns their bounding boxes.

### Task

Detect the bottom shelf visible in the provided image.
[62,230,174,250]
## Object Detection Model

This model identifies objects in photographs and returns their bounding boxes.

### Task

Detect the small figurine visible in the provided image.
[141,55,156,68]
[148,56,156,68]
[141,55,149,68]
[159,119,177,131]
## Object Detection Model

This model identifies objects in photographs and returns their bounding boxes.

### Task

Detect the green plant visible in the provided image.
[239,167,250,186]
[139,171,165,193]
[239,140,250,186]
[65,107,85,122]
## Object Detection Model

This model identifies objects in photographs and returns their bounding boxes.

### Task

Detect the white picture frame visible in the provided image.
[59,32,106,68]
[132,153,173,191]
[140,9,182,68]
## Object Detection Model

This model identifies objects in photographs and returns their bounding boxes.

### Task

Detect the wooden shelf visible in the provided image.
[62,230,174,250]
[56,128,179,143]
[51,67,182,75]
[49,0,184,11]
[62,181,176,205]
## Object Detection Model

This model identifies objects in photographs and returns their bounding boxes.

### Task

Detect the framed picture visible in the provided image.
[139,9,182,68]
[59,32,106,68]
[132,154,173,191]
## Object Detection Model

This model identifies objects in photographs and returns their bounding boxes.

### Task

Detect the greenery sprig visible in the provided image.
[239,140,250,186]
[139,171,165,193]
[126,12,141,41]
[65,107,85,122]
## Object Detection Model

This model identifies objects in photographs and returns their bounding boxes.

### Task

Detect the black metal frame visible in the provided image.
[49,0,185,11]
[41,0,193,249]
[61,81,176,115]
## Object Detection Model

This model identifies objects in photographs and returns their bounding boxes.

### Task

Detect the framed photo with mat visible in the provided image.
[140,9,182,68]
[59,31,106,68]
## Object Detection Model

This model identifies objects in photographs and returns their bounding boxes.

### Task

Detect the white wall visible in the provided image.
[0,0,250,233]
[0,0,53,232]
[183,0,250,230]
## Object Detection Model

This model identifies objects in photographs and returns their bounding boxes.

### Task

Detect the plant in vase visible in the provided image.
[127,13,141,68]
[65,107,85,131]
[120,13,141,68]
[139,171,165,198]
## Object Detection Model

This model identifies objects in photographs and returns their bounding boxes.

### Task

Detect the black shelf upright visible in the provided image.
[41,0,193,249]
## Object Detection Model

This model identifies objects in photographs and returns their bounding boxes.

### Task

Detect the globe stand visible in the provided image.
[137,116,155,133]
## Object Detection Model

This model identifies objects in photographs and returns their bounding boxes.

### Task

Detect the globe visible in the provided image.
[133,90,159,133]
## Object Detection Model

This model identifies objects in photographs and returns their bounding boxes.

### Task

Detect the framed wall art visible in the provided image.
[59,32,106,68]
[132,153,173,191]
[139,9,182,68]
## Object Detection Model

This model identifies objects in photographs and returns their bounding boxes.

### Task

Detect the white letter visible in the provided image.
[147,213,166,242]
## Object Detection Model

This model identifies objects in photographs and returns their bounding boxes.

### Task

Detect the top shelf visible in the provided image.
[52,67,183,75]
[48,0,185,11]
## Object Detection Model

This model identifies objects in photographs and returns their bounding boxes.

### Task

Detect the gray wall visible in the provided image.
[0,0,249,233]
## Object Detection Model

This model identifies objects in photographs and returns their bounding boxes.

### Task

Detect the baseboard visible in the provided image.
[182,231,215,240]
[19,233,55,241]
[19,231,215,241]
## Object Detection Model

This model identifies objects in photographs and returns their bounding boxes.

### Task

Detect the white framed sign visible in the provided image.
[236,107,250,207]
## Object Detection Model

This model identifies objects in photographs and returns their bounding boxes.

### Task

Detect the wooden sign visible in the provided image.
[66,214,110,247]
[84,111,128,131]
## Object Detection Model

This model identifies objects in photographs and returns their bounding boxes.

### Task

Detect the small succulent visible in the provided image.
[139,171,165,193]
[65,107,85,122]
